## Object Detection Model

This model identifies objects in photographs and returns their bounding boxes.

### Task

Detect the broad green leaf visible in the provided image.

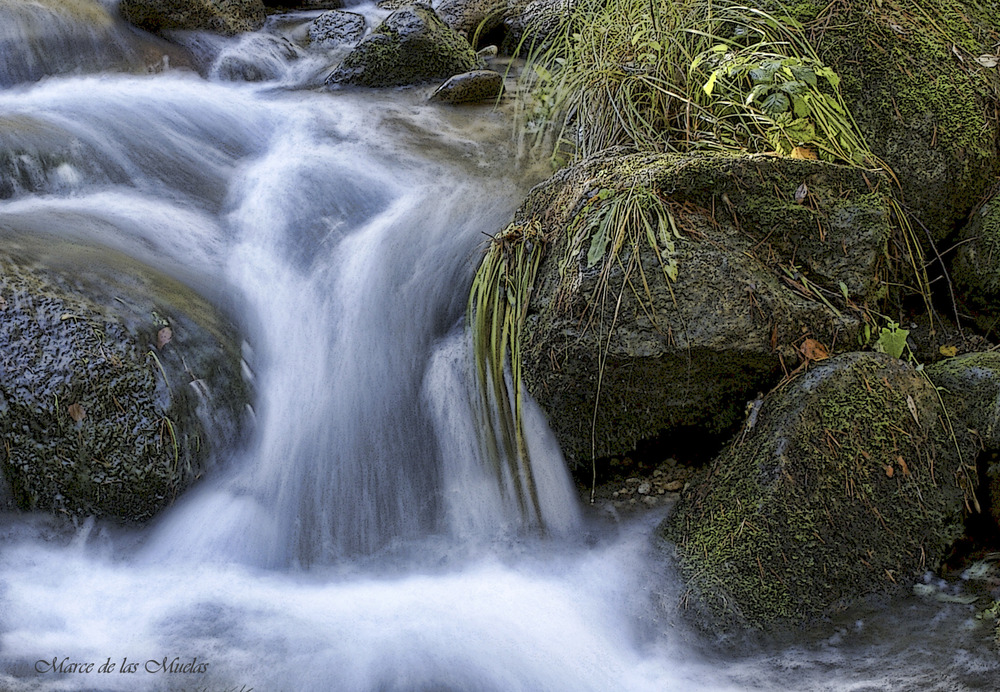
[875,321,909,359]
[761,91,790,115]
[792,95,809,118]
[789,65,818,87]
[586,224,609,267]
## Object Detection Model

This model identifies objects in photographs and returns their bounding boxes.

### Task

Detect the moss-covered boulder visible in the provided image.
[119,0,266,36]
[325,3,483,88]
[741,0,1000,243]
[510,151,899,466]
[951,194,1000,332]
[662,352,975,627]
[927,352,1000,529]
[0,246,250,522]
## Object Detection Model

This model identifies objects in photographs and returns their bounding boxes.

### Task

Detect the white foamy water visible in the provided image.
[1,4,998,691]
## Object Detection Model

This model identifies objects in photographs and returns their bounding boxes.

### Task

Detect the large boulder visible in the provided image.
[506,151,898,466]
[662,352,975,627]
[325,3,482,88]
[0,245,251,522]
[119,0,267,36]
[309,10,366,48]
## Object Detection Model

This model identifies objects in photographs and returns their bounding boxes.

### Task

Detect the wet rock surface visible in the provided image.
[0,244,251,522]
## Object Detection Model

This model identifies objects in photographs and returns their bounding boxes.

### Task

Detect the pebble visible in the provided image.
[637,481,652,495]
[664,480,683,492]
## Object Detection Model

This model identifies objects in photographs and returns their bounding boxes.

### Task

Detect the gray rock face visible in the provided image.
[662,352,972,627]
[429,69,503,103]
[309,10,366,47]
[502,0,572,54]
[119,0,267,36]
[507,152,897,466]
[325,3,482,88]
[0,247,251,522]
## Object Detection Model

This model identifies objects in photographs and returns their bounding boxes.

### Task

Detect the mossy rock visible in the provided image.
[119,0,266,36]
[738,0,1000,243]
[951,194,1000,333]
[927,352,1000,529]
[516,151,897,466]
[429,69,504,104]
[662,352,974,628]
[0,244,251,522]
[325,3,483,88]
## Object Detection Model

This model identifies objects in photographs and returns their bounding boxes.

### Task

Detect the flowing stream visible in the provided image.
[1,2,999,690]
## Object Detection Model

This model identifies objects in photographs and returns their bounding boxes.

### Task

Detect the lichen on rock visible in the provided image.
[119,0,267,36]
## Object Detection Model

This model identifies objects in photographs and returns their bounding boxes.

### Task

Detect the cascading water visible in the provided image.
[1,3,999,691]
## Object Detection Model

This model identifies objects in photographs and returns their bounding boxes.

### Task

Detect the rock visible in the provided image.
[212,33,302,81]
[662,352,975,627]
[309,10,366,48]
[747,0,1000,243]
[951,196,1000,331]
[325,3,482,88]
[0,245,251,522]
[927,352,1000,529]
[429,69,504,104]
[507,151,897,466]
[502,0,573,55]
[119,0,267,36]
[436,0,508,47]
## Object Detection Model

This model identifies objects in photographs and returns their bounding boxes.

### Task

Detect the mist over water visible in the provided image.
[1,3,999,691]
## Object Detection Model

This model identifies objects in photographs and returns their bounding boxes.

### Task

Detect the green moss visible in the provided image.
[663,353,971,626]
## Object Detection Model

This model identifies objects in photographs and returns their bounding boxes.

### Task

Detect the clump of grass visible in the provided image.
[468,220,545,521]
[517,0,874,167]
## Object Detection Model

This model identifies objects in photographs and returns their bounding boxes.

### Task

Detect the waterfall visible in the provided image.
[0,3,997,691]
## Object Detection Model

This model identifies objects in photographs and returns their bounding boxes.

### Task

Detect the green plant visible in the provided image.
[874,320,910,359]
[467,220,545,521]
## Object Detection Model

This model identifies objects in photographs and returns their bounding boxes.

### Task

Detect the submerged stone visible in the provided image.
[0,244,251,522]
[662,352,974,627]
